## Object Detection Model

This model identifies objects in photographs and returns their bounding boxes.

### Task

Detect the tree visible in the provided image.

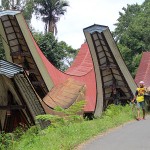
[33,0,69,34]
[33,32,77,71]
[1,0,34,23]
[22,0,34,23]
[113,1,150,77]
[113,4,141,42]
[0,0,34,59]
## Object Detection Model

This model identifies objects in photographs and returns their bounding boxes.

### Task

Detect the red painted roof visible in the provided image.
[135,52,150,87]
[66,43,93,76]
[33,40,96,112]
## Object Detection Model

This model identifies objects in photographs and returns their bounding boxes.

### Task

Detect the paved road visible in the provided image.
[81,117,150,150]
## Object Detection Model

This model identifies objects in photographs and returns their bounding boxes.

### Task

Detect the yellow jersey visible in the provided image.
[136,87,145,102]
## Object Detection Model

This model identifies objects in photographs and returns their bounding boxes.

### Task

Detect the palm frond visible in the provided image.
[34,0,69,34]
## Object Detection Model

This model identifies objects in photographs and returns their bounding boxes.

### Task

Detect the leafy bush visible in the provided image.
[36,100,85,128]
[0,126,26,150]
[1,103,135,150]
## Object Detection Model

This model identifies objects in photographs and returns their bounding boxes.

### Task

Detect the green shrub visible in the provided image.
[1,103,135,150]
[36,100,85,128]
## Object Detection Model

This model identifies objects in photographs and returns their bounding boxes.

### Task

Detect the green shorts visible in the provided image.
[137,101,145,109]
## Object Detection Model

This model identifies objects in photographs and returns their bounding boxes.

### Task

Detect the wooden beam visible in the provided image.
[11,51,30,57]
[0,105,26,110]
[104,84,127,88]
[28,69,39,74]
[32,81,44,86]
[105,96,130,100]
[100,65,117,70]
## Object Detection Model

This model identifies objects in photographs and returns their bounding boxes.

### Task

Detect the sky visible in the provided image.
[31,0,144,49]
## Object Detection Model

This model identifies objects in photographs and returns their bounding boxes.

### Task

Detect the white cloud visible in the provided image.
[31,0,144,49]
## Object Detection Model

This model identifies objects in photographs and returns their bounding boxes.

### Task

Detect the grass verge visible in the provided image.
[1,104,135,150]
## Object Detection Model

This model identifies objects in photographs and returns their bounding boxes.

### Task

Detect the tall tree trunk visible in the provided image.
[11,0,15,9]
[48,20,55,34]
[16,0,20,5]
[44,23,48,34]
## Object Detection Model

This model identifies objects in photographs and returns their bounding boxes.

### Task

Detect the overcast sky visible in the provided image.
[31,0,144,49]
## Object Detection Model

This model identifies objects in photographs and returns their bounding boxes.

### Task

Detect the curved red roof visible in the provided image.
[66,43,93,76]
[34,40,96,112]
[135,52,150,87]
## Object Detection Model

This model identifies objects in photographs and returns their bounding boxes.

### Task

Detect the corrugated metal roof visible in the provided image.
[0,10,20,17]
[83,24,108,34]
[0,59,23,78]
[135,52,150,87]
[14,74,49,128]
[43,78,85,109]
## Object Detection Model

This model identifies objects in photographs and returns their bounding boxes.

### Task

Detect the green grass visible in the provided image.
[1,104,135,150]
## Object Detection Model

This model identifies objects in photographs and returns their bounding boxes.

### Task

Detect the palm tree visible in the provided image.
[34,0,69,35]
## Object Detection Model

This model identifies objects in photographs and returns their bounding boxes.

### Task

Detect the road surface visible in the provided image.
[80,116,150,150]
